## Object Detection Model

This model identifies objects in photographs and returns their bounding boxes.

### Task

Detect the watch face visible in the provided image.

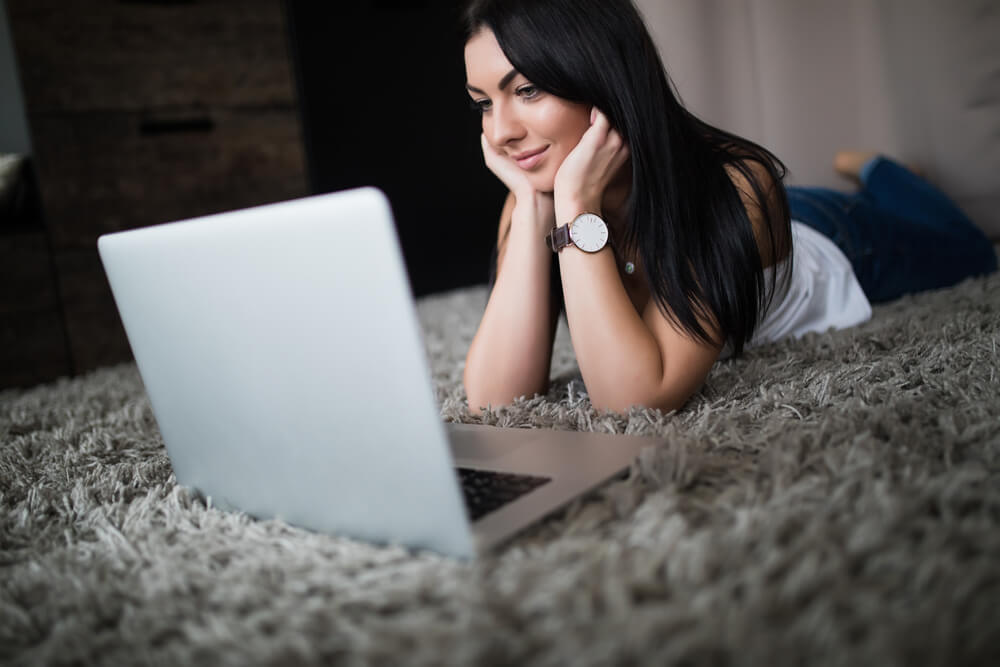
[570,213,609,252]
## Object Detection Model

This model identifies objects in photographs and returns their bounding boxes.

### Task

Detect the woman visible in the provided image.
[461,0,997,415]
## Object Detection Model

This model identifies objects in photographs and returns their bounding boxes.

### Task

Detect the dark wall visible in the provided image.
[286,1,505,297]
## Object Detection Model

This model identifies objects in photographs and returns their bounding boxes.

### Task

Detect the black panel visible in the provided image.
[286,1,505,297]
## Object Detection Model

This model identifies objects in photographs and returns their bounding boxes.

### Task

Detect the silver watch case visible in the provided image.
[548,213,609,253]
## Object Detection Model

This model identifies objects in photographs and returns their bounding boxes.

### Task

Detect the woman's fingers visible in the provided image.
[552,108,629,215]
[609,128,629,165]
[481,133,530,195]
[584,109,625,159]
[580,110,627,169]
[481,133,501,165]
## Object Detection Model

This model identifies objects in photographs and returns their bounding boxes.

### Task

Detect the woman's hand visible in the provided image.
[481,134,533,200]
[480,133,555,233]
[553,109,630,221]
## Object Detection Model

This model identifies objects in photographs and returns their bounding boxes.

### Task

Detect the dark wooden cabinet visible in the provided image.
[5,0,308,386]
[0,227,71,389]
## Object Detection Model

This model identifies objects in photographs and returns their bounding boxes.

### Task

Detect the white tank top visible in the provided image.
[721,221,872,358]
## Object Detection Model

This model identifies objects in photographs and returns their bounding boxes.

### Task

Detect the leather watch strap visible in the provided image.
[546,224,572,252]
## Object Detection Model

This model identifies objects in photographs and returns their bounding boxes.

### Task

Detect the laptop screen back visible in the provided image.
[98,188,475,557]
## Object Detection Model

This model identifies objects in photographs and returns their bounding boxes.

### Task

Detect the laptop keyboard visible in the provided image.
[456,468,551,520]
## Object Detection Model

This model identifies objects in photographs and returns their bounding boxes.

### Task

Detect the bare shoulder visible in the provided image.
[724,158,789,268]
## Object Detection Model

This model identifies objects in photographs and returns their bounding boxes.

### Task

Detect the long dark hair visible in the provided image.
[466,0,791,356]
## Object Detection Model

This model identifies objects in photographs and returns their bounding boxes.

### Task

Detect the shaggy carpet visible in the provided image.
[2,268,1000,666]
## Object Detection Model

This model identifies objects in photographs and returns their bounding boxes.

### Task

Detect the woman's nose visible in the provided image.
[488,103,525,146]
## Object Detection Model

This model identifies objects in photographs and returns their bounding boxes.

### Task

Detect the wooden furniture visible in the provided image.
[5,0,307,387]
[0,157,70,389]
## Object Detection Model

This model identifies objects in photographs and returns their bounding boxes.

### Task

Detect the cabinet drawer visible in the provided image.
[50,247,132,375]
[8,0,297,113]
[31,107,307,248]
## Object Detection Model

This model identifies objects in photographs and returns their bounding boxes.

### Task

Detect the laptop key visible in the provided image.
[456,467,551,521]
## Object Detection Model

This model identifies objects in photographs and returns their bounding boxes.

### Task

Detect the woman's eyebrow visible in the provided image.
[465,68,519,95]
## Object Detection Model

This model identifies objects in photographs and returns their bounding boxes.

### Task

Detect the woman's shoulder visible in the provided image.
[723,156,790,268]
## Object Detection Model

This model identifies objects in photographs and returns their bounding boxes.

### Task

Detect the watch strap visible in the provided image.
[546,224,572,252]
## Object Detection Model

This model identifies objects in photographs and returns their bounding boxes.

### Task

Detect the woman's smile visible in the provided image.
[512,146,549,170]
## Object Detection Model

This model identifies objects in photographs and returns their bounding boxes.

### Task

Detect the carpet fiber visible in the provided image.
[3,270,1000,666]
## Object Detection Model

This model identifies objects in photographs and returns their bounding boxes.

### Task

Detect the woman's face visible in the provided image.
[464,28,592,193]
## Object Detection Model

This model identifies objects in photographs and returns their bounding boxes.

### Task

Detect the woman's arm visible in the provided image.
[552,111,724,413]
[463,190,560,414]
[555,242,722,413]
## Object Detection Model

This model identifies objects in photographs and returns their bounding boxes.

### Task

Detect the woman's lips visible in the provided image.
[513,146,548,170]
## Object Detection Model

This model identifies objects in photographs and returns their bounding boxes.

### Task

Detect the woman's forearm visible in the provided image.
[464,208,557,413]
[556,242,719,413]
[550,192,718,413]
[556,245,669,411]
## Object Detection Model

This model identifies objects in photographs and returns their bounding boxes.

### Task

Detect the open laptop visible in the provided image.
[97,187,658,558]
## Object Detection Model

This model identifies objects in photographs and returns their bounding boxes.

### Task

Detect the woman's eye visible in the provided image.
[515,85,540,99]
[469,98,492,114]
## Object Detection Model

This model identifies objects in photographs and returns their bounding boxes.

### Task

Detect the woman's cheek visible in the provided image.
[536,100,590,141]
[528,170,556,194]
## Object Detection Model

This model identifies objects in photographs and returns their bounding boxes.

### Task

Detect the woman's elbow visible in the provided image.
[463,362,550,415]
[589,383,693,415]
[464,382,550,415]
[590,397,686,415]
[463,375,496,416]
[462,367,487,415]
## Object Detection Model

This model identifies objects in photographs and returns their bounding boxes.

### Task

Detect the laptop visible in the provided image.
[97,187,658,558]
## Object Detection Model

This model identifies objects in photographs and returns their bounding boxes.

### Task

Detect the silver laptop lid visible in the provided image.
[98,188,475,558]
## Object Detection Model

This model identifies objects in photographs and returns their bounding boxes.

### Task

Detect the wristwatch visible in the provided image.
[546,212,609,253]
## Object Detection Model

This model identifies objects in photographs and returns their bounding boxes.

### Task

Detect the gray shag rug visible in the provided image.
[3,268,1000,666]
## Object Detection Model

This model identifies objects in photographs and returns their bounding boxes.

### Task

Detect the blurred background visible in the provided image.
[2,0,998,389]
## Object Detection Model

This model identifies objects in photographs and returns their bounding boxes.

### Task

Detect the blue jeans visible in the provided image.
[787,157,998,303]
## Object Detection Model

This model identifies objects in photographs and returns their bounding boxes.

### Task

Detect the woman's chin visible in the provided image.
[526,174,556,194]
